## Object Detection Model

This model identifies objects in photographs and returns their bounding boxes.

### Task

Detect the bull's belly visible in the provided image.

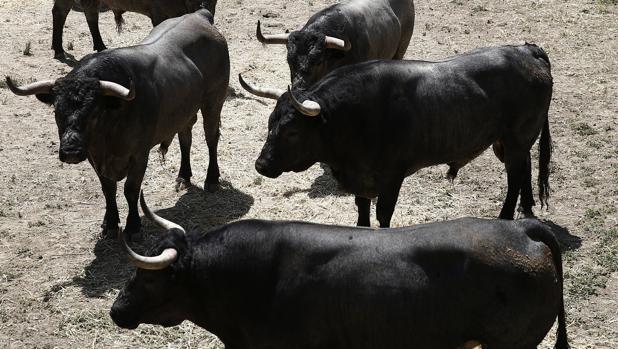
[329,167,380,198]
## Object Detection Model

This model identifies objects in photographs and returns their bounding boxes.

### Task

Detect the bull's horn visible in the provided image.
[99,80,135,101]
[120,191,186,270]
[120,228,179,270]
[5,76,54,96]
[288,86,321,117]
[256,20,289,45]
[324,36,351,51]
[239,74,284,100]
[139,191,185,235]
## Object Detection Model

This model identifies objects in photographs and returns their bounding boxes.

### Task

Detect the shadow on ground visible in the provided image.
[284,164,346,198]
[50,180,253,298]
[542,219,582,251]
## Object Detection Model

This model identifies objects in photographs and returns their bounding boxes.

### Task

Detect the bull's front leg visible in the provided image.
[123,156,149,236]
[376,177,405,228]
[176,119,196,191]
[355,196,371,227]
[98,174,120,237]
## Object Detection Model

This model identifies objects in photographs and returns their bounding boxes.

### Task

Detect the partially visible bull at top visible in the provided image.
[248,44,554,228]
[249,0,415,90]
[51,0,218,59]
[6,9,229,237]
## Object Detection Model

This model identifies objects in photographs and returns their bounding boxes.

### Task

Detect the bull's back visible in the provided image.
[317,46,551,168]
[125,9,227,145]
[221,219,560,348]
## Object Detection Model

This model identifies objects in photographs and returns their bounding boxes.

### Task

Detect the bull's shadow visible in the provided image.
[284,164,346,198]
[53,180,253,298]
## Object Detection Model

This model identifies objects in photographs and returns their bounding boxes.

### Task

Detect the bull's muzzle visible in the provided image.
[59,148,87,164]
[255,156,282,178]
[109,292,139,330]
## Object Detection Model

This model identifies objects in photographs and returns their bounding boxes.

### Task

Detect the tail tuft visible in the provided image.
[538,117,552,208]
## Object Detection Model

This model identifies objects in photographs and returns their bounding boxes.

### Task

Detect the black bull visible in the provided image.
[253,44,553,227]
[110,198,568,349]
[51,0,217,59]
[256,0,415,88]
[6,9,229,235]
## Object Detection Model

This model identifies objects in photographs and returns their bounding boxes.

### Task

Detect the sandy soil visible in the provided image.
[0,0,616,348]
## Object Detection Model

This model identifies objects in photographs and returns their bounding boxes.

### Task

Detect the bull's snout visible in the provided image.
[59,148,87,164]
[110,302,139,330]
[255,157,282,178]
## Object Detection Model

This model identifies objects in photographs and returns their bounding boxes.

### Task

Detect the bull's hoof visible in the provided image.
[94,45,107,52]
[517,205,536,219]
[175,177,192,192]
[205,181,220,193]
[101,223,120,239]
[446,166,459,182]
[53,51,66,60]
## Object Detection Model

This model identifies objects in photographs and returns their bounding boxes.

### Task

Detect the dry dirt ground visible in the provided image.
[0,0,616,348]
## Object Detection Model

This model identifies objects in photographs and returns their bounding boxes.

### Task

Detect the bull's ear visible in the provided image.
[35,93,55,105]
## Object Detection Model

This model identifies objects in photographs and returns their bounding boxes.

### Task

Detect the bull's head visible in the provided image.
[256,20,350,88]
[5,76,134,164]
[110,192,193,329]
[239,74,323,178]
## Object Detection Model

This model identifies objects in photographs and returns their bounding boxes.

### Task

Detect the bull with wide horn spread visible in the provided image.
[251,0,415,89]
[6,9,229,238]
[110,215,569,349]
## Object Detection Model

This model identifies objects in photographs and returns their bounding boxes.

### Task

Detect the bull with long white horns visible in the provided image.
[245,44,553,228]
[251,0,415,89]
[6,9,229,237]
[111,192,568,349]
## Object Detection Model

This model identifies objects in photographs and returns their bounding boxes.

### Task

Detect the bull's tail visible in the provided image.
[113,10,126,33]
[526,223,569,349]
[538,116,552,208]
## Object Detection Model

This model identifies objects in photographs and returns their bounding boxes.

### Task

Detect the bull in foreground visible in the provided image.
[110,192,569,349]
[253,0,415,88]
[51,0,217,59]
[247,43,553,227]
[7,9,229,236]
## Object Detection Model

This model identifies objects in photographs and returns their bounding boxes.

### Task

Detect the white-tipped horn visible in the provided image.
[324,36,351,51]
[5,76,54,96]
[139,191,186,235]
[239,74,285,100]
[256,20,289,44]
[288,86,321,117]
[100,80,135,101]
[120,228,178,270]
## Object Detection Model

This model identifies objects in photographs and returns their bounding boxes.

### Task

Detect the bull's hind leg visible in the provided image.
[201,97,224,192]
[376,176,405,228]
[499,150,528,220]
[176,116,197,191]
[393,3,415,59]
[518,152,536,218]
[82,0,107,52]
[51,0,72,59]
